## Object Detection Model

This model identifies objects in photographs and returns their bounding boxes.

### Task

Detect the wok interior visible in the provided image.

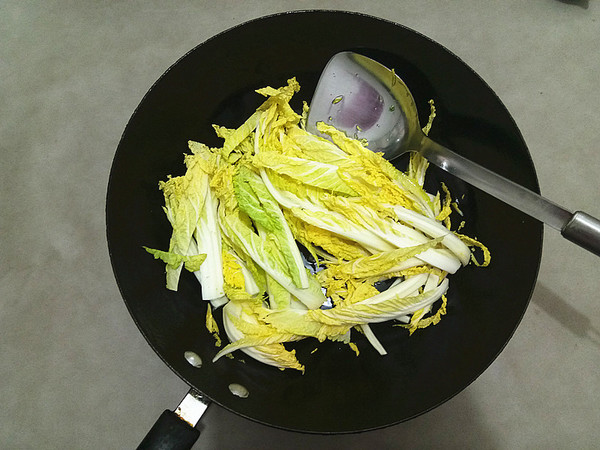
[107,11,542,433]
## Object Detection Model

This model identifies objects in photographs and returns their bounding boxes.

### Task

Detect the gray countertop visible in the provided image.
[2,1,599,448]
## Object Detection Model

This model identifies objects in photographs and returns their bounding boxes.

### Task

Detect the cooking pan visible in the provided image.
[106,10,543,446]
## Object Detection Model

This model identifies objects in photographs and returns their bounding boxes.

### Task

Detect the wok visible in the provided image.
[106,10,542,446]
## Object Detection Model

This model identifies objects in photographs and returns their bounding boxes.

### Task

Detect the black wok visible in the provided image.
[106,10,542,446]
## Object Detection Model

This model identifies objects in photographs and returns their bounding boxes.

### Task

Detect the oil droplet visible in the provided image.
[332,95,343,104]
[228,383,249,398]
[184,351,202,368]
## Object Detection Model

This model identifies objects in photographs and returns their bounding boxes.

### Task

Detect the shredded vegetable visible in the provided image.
[145,78,490,372]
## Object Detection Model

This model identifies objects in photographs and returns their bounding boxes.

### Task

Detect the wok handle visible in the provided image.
[137,389,209,450]
[137,410,200,450]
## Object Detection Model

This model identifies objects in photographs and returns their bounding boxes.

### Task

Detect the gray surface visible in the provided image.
[1,1,599,448]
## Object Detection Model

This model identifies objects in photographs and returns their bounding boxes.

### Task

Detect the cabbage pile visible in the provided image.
[145,78,489,372]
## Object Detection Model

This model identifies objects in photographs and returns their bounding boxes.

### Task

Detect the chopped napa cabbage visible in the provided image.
[436,182,454,225]
[143,247,206,273]
[146,77,490,373]
[205,303,222,346]
[152,169,208,290]
[359,323,387,355]
[233,164,309,289]
[253,151,357,196]
[266,275,293,310]
[320,196,462,273]
[309,276,449,325]
[317,238,445,284]
[284,211,370,262]
[407,100,437,187]
[389,204,472,266]
[216,301,305,372]
[456,233,492,267]
[221,248,248,291]
[218,202,326,310]
[401,294,448,335]
[189,183,226,302]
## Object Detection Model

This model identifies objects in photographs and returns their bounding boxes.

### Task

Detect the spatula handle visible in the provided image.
[562,211,600,257]
[420,136,600,257]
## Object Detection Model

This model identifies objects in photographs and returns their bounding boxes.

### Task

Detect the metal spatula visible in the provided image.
[307,52,600,256]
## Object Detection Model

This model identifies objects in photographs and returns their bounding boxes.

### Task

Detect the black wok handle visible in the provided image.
[137,389,209,450]
[137,410,200,450]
